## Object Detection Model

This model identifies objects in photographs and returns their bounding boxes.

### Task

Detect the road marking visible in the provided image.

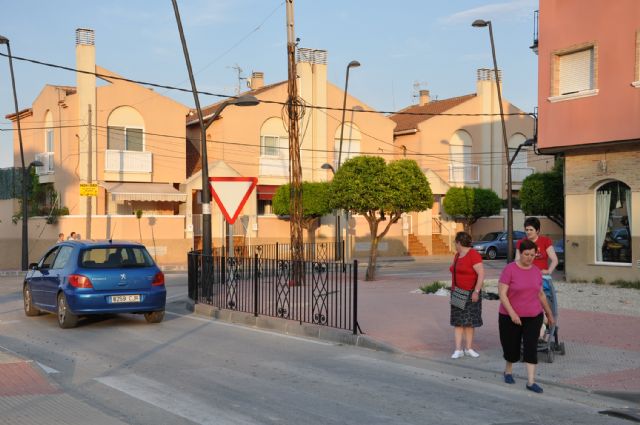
[36,361,59,374]
[166,294,186,301]
[164,311,334,346]
[0,320,21,325]
[96,374,259,425]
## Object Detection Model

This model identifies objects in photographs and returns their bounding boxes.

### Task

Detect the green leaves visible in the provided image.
[520,168,564,227]
[272,181,333,218]
[442,187,501,229]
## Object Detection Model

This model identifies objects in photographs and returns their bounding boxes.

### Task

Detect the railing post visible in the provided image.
[254,253,259,317]
[352,259,358,335]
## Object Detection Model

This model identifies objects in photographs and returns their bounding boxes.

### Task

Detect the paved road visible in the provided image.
[0,274,630,425]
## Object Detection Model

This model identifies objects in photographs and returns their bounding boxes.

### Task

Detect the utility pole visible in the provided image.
[86,104,92,240]
[285,0,304,271]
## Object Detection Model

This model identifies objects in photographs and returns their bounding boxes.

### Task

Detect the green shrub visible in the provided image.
[420,281,446,294]
[593,276,606,285]
[610,279,640,290]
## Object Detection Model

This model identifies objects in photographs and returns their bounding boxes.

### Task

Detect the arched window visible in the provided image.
[333,122,361,167]
[107,106,145,152]
[596,180,632,263]
[449,130,475,182]
[260,117,288,158]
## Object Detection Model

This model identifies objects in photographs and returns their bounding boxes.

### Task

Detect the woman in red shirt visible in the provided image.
[515,217,558,275]
[449,231,485,359]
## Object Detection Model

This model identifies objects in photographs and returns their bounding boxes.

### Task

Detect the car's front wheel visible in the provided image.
[23,284,40,317]
[57,293,78,329]
[486,247,498,260]
[144,310,165,324]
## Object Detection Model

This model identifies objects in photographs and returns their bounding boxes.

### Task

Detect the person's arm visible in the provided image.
[471,262,484,303]
[543,244,558,275]
[538,290,555,327]
[515,250,521,262]
[498,283,521,325]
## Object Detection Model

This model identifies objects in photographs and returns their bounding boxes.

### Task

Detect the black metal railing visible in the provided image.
[213,241,344,263]
[188,250,358,334]
[530,9,539,53]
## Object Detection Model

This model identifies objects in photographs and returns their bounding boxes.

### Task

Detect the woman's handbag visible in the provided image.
[450,254,471,309]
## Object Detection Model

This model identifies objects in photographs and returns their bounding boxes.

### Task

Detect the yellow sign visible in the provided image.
[80,183,98,197]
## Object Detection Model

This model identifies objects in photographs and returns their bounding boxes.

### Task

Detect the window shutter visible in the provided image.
[127,128,144,152]
[559,48,594,95]
[108,126,125,150]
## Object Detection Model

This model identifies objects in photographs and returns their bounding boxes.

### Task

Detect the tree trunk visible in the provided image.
[366,236,379,281]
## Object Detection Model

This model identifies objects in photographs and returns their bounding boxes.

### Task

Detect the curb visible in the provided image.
[185,299,401,355]
[0,271,25,277]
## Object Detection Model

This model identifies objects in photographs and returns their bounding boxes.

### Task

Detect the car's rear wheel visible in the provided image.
[23,284,40,317]
[486,247,498,260]
[144,310,164,324]
[57,293,78,329]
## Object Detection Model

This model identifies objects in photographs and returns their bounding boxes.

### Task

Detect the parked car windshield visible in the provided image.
[80,246,155,268]
[479,232,501,242]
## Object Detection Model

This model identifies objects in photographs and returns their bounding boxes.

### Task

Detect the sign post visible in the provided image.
[209,177,258,256]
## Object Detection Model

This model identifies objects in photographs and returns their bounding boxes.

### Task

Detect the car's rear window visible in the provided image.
[80,246,155,268]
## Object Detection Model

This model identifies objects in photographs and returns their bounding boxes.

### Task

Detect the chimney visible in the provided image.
[248,71,264,90]
[419,89,430,106]
[476,67,503,97]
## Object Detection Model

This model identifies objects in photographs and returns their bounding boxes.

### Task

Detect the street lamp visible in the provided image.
[337,60,360,169]
[0,35,30,270]
[472,19,514,262]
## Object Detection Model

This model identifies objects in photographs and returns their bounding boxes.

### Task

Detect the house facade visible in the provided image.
[389,70,554,254]
[3,29,191,266]
[184,48,401,256]
[535,0,639,281]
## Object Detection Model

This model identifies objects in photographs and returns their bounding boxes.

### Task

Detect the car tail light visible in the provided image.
[68,274,93,288]
[152,272,165,286]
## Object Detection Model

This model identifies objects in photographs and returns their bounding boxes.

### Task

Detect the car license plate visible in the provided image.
[111,295,141,303]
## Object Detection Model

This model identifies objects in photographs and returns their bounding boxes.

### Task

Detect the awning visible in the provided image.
[102,182,187,202]
[257,184,279,201]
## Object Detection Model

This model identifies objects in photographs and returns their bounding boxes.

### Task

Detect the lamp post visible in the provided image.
[202,95,259,257]
[337,60,360,169]
[0,35,30,270]
[472,19,514,262]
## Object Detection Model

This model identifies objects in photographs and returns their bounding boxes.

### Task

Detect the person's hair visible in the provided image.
[519,239,537,253]
[58,233,64,237]
[70,231,76,236]
[455,231,473,248]
[524,217,541,232]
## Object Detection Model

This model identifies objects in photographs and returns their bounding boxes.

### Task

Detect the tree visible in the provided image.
[519,166,564,228]
[442,187,502,234]
[272,181,333,244]
[330,156,433,281]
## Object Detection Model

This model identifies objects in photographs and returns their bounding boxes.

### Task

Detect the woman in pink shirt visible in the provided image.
[498,239,554,394]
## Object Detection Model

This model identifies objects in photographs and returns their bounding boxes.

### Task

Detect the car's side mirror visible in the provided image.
[29,262,39,270]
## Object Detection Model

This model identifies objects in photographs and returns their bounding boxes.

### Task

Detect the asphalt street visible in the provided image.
[0,273,631,425]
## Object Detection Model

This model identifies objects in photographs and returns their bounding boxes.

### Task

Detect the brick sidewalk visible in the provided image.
[357,275,640,398]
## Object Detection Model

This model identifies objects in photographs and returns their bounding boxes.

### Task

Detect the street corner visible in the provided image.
[0,358,61,397]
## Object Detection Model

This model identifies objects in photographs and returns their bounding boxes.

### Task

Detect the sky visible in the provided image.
[0,0,539,168]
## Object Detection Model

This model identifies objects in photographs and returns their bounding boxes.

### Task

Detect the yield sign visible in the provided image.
[208,177,258,224]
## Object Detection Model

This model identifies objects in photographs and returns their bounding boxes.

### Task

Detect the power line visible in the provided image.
[0,52,534,118]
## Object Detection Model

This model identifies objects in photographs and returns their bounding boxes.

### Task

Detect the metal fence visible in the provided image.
[212,241,344,263]
[188,250,359,334]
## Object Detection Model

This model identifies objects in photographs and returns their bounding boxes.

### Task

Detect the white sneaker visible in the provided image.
[451,350,464,359]
[464,349,480,358]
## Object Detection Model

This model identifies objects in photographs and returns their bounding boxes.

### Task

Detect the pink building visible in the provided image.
[536,0,639,280]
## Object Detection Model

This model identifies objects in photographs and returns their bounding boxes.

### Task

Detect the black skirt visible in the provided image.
[450,296,483,327]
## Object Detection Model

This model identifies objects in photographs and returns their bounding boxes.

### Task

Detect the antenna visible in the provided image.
[228,64,247,95]
[412,81,428,102]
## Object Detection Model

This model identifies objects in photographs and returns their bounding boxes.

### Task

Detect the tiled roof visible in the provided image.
[389,94,476,133]
[187,81,287,125]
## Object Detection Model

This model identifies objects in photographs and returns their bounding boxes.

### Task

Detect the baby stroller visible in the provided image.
[538,275,566,363]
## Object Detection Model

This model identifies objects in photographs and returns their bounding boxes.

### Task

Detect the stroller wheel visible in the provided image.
[558,342,566,356]
[546,348,555,363]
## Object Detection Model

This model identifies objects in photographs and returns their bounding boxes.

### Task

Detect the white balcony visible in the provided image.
[512,167,535,182]
[35,152,54,176]
[105,150,152,174]
[449,164,479,183]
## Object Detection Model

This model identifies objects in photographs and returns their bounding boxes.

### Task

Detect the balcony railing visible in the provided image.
[35,152,54,175]
[530,10,539,54]
[449,164,479,183]
[105,150,152,173]
[512,167,535,182]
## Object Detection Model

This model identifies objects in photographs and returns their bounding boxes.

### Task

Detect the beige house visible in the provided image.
[2,28,191,267]
[183,48,399,255]
[389,69,555,254]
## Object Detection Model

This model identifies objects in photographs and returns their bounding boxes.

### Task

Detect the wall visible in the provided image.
[537,0,640,149]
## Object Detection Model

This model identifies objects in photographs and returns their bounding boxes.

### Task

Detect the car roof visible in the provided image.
[57,240,145,249]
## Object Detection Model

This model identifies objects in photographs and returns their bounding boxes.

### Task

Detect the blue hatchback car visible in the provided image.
[23,240,166,328]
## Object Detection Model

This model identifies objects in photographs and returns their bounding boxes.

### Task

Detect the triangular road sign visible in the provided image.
[209,177,258,224]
